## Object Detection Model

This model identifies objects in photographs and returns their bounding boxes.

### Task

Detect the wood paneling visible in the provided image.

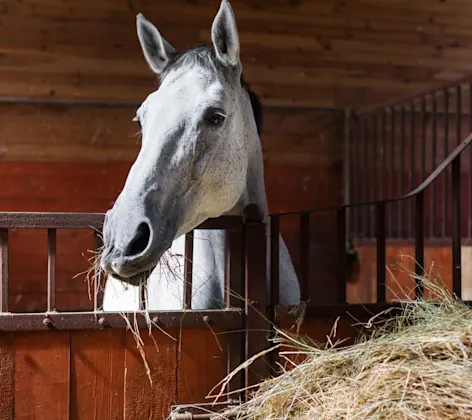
[1,0,472,107]
[0,333,14,420]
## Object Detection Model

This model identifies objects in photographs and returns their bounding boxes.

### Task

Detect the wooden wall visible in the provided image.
[2,0,472,108]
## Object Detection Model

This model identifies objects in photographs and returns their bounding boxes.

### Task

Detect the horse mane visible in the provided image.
[160,45,263,136]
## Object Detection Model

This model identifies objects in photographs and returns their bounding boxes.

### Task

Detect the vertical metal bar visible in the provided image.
[183,231,194,309]
[415,192,425,298]
[270,215,280,307]
[371,115,378,236]
[344,109,351,236]
[93,231,103,312]
[225,227,244,394]
[300,213,310,301]
[349,116,356,236]
[337,208,347,303]
[443,89,449,238]
[244,222,268,393]
[431,94,437,237]
[409,102,416,238]
[0,229,8,313]
[452,157,462,297]
[457,85,462,146]
[400,107,406,237]
[47,228,56,312]
[469,83,472,238]
[363,117,369,236]
[381,110,386,200]
[389,107,396,237]
[376,203,386,303]
[421,98,427,237]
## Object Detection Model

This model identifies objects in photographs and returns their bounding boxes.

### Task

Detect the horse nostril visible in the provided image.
[125,222,151,257]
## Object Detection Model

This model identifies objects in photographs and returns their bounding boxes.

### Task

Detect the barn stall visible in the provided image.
[1,0,472,418]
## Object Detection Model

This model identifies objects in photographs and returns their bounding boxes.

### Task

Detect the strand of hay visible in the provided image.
[228,280,472,420]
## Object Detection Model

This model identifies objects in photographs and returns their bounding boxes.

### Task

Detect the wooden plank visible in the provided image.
[3,0,472,106]
[0,333,14,420]
[14,331,70,420]
[177,327,227,404]
[70,330,125,420]
[124,328,178,420]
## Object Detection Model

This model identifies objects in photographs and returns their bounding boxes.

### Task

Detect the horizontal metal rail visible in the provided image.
[0,309,243,331]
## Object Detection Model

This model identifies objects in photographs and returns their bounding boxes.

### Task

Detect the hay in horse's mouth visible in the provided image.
[111,268,155,286]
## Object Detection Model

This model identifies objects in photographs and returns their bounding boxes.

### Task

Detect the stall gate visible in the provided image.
[2,82,472,419]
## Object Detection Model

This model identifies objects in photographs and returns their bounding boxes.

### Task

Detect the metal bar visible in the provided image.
[363,117,369,236]
[371,115,378,236]
[381,110,386,200]
[336,209,347,303]
[415,192,425,298]
[469,83,472,238]
[389,107,395,237]
[270,216,280,307]
[275,299,472,322]
[0,213,243,231]
[452,156,462,297]
[457,85,462,146]
[224,228,244,395]
[376,203,386,302]
[400,106,406,237]
[431,94,437,237]
[300,213,310,301]
[244,222,268,393]
[47,228,56,312]
[93,231,104,312]
[421,98,427,183]
[0,309,243,331]
[0,229,8,313]
[443,89,449,238]
[409,102,416,238]
[183,232,194,309]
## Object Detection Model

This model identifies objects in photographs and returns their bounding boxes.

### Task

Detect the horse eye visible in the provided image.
[205,112,225,127]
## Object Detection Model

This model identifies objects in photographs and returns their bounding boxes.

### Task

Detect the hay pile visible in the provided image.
[227,282,472,419]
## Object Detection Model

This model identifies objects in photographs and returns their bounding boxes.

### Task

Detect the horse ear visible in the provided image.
[136,13,175,75]
[211,0,240,67]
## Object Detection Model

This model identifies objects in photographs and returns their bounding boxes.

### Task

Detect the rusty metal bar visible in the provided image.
[0,309,243,331]
[431,94,438,237]
[415,192,425,298]
[421,98,427,184]
[0,213,243,231]
[452,155,462,298]
[470,83,472,238]
[244,222,268,393]
[376,203,386,302]
[270,215,280,307]
[300,213,310,301]
[184,232,194,309]
[337,208,347,303]
[457,85,462,146]
[443,89,449,238]
[409,102,415,238]
[0,229,8,313]
[93,231,104,312]
[47,228,56,312]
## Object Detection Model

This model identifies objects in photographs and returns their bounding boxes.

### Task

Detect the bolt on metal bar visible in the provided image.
[376,203,386,302]
[47,228,56,312]
[184,231,194,309]
[299,213,310,301]
[0,229,8,313]
[336,208,347,303]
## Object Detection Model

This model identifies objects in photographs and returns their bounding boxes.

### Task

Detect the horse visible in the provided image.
[100,0,301,311]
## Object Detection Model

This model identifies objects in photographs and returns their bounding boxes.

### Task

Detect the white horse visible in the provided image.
[100,0,300,311]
